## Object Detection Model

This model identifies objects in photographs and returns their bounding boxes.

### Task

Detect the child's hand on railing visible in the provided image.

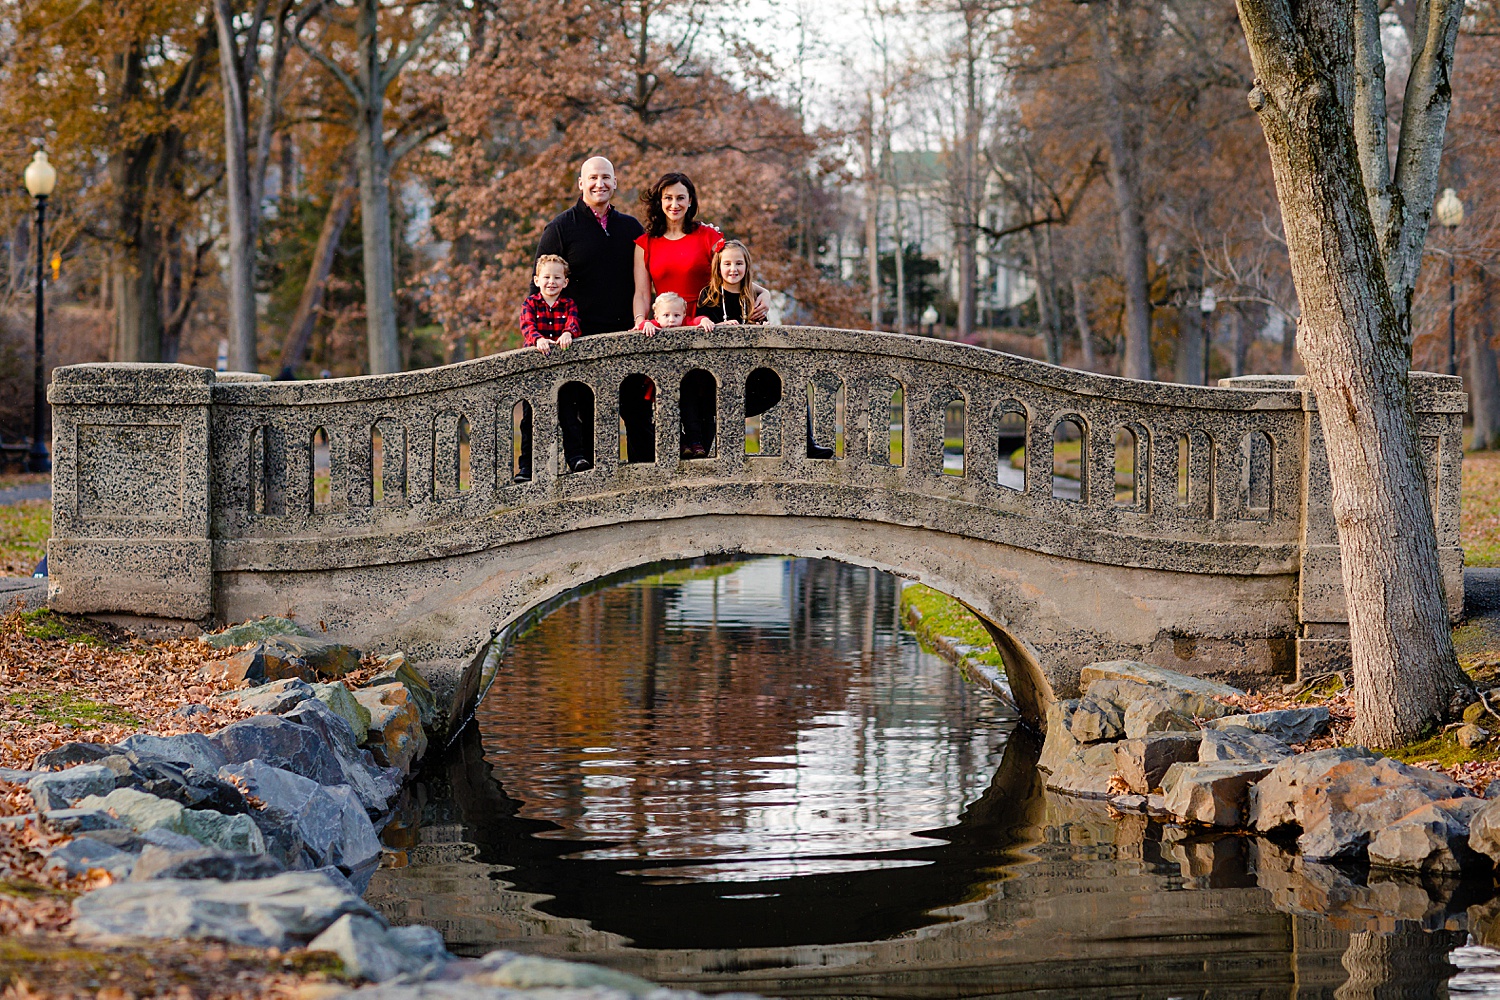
[536,338,553,355]
[557,332,573,351]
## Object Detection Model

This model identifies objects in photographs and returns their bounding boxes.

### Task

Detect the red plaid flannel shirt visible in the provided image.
[519,293,582,347]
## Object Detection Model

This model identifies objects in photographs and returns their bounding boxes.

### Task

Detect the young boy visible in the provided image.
[520,255,582,354]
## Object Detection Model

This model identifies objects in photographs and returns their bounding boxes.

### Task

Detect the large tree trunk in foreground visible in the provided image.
[1234,0,1470,743]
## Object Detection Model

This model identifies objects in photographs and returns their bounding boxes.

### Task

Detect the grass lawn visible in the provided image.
[0,500,47,576]
[1464,450,1500,567]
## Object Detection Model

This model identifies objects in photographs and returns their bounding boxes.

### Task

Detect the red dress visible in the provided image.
[635,223,723,319]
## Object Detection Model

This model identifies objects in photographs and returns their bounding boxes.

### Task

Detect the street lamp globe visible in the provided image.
[1200,286,1218,314]
[1436,188,1464,229]
[24,151,56,199]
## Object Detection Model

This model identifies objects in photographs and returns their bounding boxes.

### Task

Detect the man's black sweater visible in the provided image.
[534,199,645,336]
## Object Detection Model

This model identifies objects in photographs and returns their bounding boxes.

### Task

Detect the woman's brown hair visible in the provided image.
[640,172,700,238]
[699,239,756,321]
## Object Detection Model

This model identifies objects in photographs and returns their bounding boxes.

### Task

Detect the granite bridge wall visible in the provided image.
[43,327,1466,723]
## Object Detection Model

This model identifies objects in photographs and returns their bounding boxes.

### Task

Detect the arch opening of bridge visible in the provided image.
[41,327,1466,732]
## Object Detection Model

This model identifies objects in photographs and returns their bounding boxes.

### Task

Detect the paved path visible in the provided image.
[0,483,50,505]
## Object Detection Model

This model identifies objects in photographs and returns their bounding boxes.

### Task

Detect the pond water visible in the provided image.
[368,557,1500,998]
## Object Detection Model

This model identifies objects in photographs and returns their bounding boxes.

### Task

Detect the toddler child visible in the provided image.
[646,291,711,330]
[520,254,581,354]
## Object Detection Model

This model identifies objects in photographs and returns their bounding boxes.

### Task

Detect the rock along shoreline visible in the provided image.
[5,615,750,1000]
[1043,659,1500,874]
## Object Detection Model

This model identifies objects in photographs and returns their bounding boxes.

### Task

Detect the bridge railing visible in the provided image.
[44,326,1464,675]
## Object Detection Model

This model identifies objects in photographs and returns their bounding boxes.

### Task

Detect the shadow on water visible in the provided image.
[368,557,1500,998]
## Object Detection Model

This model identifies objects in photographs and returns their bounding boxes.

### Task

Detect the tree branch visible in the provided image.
[379,2,451,92]
[296,28,364,107]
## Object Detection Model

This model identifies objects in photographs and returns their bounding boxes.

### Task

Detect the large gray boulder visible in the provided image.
[1044,743,1119,799]
[226,677,315,715]
[1038,699,1081,774]
[202,616,309,649]
[1248,746,1379,832]
[1079,660,1243,698]
[1161,761,1275,826]
[44,836,137,880]
[283,698,401,812]
[1367,798,1489,872]
[1113,733,1202,794]
[28,764,115,810]
[130,844,286,881]
[116,733,228,775]
[1197,726,1293,764]
[72,872,381,948]
[218,759,379,875]
[33,742,114,770]
[1205,707,1331,744]
[1070,695,1125,743]
[214,715,347,788]
[1122,696,1200,739]
[368,652,438,730]
[1462,797,1500,864]
[310,682,372,745]
[73,788,265,854]
[307,914,438,982]
[1292,757,1472,861]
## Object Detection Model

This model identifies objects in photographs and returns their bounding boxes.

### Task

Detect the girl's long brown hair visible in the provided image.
[639,172,700,238]
[700,239,756,321]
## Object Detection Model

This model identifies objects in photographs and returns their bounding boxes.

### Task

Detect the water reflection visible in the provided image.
[368,557,1500,998]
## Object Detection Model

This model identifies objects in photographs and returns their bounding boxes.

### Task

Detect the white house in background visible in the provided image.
[827,150,1035,325]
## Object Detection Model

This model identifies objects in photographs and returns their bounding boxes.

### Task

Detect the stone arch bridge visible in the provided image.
[44,327,1465,724]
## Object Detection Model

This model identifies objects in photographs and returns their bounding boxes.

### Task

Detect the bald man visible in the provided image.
[523,157,651,476]
[534,157,646,336]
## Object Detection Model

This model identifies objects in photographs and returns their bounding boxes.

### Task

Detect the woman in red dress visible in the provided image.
[631,172,769,332]
[632,172,769,458]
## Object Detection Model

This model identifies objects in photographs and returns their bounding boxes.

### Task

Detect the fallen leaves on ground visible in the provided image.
[0,500,48,576]
[0,606,252,772]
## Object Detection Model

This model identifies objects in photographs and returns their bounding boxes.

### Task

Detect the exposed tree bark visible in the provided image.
[109,31,214,363]
[1230,309,1251,377]
[1089,0,1154,381]
[864,99,882,329]
[277,167,358,379]
[214,0,321,373]
[1176,297,1204,384]
[1234,0,1471,742]
[1072,276,1098,368]
[301,0,448,374]
[1471,267,1500,451]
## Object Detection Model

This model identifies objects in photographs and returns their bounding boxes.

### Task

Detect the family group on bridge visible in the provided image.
[513,155,831,481]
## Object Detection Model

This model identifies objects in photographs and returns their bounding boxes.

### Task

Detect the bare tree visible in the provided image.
[298,0,449,375]
[1234,0,1471,742]
[213,0,325,372]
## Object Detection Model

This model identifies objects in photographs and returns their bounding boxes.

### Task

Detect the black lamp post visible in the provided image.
[23,149,56,473]
[1435,187,1464,377]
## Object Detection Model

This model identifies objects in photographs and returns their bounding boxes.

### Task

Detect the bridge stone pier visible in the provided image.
[44,327,1465,726]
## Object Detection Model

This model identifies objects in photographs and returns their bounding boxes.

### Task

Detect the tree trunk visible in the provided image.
[356,0,401,375]
[112,246,162,363]
[865,150,881,329]
[1230,309,1251,377]
[279,171,358,379]
[1072,276,1098,368]
[1176,299,1204,384]
[214,0,258,372]
[1471,267,1500,451]
[892,209,907,335]
[1090,1,1154,381]
[1234,0,1470,743]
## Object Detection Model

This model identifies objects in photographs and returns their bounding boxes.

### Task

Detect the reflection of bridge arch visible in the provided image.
[45,327,1465,726]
